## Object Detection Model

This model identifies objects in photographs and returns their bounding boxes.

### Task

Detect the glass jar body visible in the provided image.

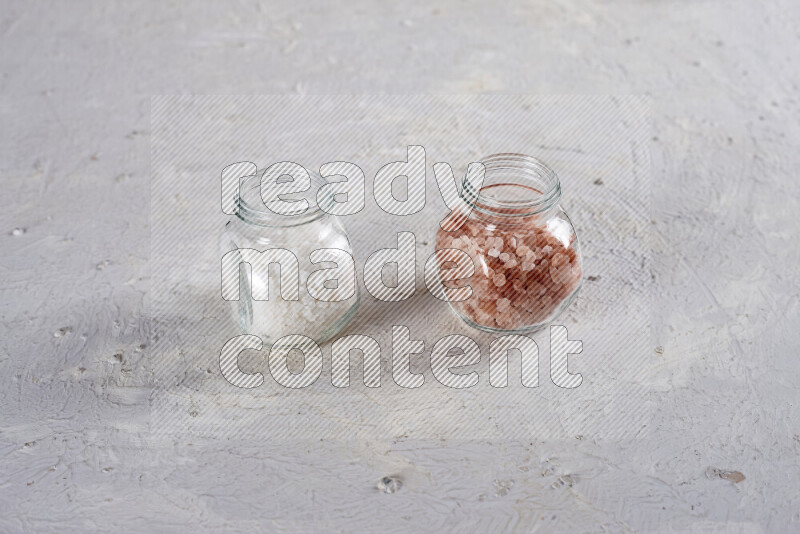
[220,212,360,345]
[435,156,582,333]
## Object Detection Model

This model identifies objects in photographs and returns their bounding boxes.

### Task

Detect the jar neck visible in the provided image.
[234,172,334,228]
[462,154,562,223]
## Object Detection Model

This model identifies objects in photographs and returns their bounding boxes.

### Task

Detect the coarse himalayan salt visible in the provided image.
[436,217,581,330]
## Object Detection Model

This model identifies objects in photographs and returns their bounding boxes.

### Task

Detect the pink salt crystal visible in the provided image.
[556,264,573,284]
[488,248,501,258]
[477,279,490,292]
[550,264,564,285]
[552,253,568,267]
[475,309,492,325]
[509,236,517,249]
[499,252,510,263]
[461,300,476,315]
[496,309,521,329]
[496,298,511,313]
[521,261,534,272]
[542,245,553,256]
[492,273,506,287]
[560,268,570,285]
[496,313,513,329]
[527,281,546,296]
[505,257,518,269]
[482,298,498,314]
[516,245,531,257]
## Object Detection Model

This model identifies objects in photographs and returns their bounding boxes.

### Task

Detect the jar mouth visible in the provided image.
[462,153,562,218]
[235,170,336,227]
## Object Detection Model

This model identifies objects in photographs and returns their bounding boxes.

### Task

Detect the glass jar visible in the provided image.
[220,171,360,345]
[435,154,582,333]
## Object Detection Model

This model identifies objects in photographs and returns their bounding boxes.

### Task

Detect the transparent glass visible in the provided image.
[220,172,360,345]
[435,154,582,333]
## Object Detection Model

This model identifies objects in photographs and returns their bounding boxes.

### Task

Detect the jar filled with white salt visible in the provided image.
[220,170,360,345]
[435,153,582,333]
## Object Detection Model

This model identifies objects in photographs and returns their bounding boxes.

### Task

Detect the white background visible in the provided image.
[1,1,799,532]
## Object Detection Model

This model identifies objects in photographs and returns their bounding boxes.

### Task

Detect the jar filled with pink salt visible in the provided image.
[435,153,582,333]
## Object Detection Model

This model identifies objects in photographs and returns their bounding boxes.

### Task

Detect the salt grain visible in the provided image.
[497,298,511,312]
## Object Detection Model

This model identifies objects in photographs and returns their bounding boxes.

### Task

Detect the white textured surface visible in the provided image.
[1,1,799,532]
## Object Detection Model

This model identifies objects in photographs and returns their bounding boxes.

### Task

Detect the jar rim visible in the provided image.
[235,170,335,227]
[462,153,562,217]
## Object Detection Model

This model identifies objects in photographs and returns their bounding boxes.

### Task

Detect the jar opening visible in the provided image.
[235,171,335,227]
[462,154,562,218]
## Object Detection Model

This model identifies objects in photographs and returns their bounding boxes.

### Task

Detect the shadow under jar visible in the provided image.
[220,171,360,346]
[435,154,582,333]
